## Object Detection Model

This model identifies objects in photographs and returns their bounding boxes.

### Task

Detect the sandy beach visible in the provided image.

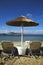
[0,55,43,65]
[0,41,43,65]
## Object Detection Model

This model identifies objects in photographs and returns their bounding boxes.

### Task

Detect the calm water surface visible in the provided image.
[0,35,43,41]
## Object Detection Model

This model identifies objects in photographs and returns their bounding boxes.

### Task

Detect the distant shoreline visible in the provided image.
[0,34,43,36]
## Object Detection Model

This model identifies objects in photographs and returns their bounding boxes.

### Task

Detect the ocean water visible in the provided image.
[0,35,43,41]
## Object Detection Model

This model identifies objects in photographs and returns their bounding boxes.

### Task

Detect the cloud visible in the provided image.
[0,29,20,33]
[26,13,32,18]
[0,30,9,33]
[26,13,43,22]
[34,30,43,34]
[0,29,43,34]
[24,29,43,34]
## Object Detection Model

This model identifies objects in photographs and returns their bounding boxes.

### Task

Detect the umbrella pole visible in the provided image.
[21,25,23,45]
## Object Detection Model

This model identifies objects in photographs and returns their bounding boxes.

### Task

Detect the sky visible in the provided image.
[0,0,43,34]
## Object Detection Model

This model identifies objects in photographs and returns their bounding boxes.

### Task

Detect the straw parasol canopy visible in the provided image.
[6,16,39,45]
[6,16,39,26]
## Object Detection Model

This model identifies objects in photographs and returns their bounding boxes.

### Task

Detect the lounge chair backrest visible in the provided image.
[41,42,43,47]
[1,41,13,53]
[30,41,41,50]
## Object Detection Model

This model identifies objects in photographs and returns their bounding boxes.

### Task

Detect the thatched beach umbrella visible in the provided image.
[6,16,39,45]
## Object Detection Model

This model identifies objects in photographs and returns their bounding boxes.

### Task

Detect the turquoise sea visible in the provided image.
[0,35,43,41]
